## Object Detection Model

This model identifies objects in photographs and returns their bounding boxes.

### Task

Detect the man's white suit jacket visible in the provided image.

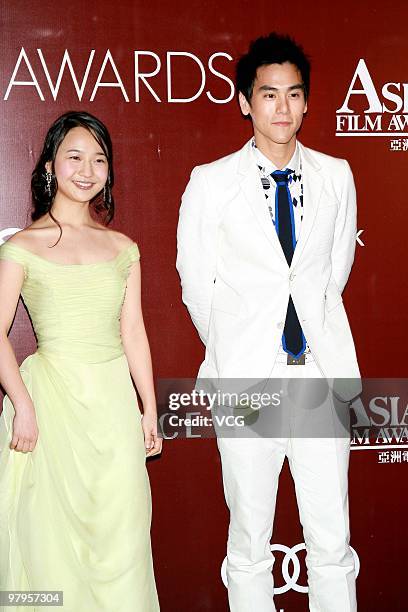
[176,139,361,401]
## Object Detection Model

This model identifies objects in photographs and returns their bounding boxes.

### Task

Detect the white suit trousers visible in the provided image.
[217,358,357,612]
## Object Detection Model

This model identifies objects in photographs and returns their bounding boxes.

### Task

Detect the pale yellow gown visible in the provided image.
[0,241,160,612]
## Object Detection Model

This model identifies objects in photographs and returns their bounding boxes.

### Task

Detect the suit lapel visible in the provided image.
[237,140,288,266]
[237,139,325,269]
[289,142,324,269]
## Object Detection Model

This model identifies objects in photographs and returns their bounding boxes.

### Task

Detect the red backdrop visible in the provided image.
[1,1,407,610]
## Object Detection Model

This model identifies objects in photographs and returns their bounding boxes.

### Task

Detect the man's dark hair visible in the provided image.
[236,32,311,103]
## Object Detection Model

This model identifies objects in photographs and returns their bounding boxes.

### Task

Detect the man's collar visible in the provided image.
[238,138,321,179]
[251,137,300,176]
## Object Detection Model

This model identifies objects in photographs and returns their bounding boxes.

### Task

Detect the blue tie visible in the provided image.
[271,169,306,359]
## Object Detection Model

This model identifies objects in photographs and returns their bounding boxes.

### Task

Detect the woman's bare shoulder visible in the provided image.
[104,229,135,249]
[6,224,53,249]
[6,227,38,248]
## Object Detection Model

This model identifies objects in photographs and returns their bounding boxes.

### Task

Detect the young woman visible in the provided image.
[0,111,161,611]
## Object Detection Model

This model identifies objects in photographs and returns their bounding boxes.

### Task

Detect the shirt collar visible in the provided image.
[251,137,301,176]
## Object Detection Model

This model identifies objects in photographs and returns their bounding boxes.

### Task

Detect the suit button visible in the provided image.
[289,272,296,281]
[277,322,284,329]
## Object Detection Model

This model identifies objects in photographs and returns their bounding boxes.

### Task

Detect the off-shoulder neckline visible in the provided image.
[1,241,137,267]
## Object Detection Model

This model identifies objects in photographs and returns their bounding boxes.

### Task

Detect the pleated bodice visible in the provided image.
[0,241,140,363]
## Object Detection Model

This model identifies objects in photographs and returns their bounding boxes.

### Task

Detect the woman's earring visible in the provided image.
[45,171,53,197]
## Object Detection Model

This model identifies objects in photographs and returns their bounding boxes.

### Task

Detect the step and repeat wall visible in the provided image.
[1,0,407,610]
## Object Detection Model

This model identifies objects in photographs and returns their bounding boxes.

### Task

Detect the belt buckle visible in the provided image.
[287,353,306,365]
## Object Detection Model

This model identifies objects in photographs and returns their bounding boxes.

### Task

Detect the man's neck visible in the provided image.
[254,136,297,170]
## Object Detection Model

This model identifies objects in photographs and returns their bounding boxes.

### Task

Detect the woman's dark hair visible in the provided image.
[31,111,114,246]
[236,32,311,106]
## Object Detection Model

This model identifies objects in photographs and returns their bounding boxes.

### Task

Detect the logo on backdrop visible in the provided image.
[336,59,408,145]
[351,388,408,464]
[221,543,360,595]
[2,48,234,104]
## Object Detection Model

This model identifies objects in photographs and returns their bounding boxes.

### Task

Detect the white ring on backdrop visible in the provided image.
[221,543,360,595]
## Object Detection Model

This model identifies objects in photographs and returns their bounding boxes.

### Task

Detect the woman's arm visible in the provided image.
[0,258,39,453]
[120,260,162,457]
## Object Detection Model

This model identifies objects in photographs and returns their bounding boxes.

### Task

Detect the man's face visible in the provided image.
[239,62,307,148]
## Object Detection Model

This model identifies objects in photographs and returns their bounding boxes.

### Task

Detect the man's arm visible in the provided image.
[176,165,218,346]
[331,159,357,293]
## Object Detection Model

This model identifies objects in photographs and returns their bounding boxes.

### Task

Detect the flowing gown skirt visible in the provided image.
[0,351,160,612]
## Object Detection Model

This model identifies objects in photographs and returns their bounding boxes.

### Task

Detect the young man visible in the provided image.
[176,33,360,611]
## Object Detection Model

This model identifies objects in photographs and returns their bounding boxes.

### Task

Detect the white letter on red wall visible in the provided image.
[90,50,129,102]
[37,49,95,101]
[167,52,205,103]
[4,47,44,101]
[134,51,161,102]
[206,52,234,104]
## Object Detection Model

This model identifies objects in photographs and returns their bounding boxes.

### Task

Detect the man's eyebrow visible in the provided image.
[257,83,304,92]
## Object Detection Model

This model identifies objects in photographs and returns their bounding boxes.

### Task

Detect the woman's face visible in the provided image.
[46,126,109,205]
